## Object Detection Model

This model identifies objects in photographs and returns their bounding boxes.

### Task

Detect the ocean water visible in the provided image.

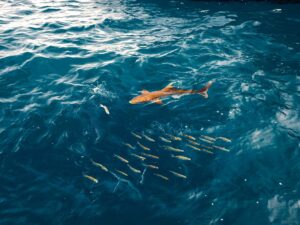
[1,0,300,224]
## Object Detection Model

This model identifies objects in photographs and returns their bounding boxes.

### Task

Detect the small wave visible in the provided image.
[91,82,117,100]
[40,7,61,13]
[16,103,40,112]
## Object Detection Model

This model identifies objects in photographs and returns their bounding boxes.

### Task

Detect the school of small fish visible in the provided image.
[82,130,233,187]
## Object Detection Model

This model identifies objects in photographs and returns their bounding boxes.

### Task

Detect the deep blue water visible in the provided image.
[1,0,300,225]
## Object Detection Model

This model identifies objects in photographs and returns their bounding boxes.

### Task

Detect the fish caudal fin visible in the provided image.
[198,81,213,98]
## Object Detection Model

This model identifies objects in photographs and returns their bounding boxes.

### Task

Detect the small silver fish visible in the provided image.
[187,144,213,154]
[142,152,159,159]
[187,140,200,146]
[143,134,155,142]
[213,145,230,152]
[127,164,141,174]
[115,169,128,177]
[100,104,110,115]
[182,134,196,141]
[83,174,98,183]
[131,132,142,139]
[154,173,169,181]
[199,138,214,144]
[159,136,172,143]
[169,170,187,179]
[166,134,182,141]
[131,153,146,161]
[143,164,159,170]
[114,154,129,163]
[201,135,216,142]
[137,141,150,151]
[123,142,135,149]
[163,146,184,153]
[172,155,191,161]
[187,144,201,151]
[201,148,214,154]
[90,159,108,172]
[217,137,232,143]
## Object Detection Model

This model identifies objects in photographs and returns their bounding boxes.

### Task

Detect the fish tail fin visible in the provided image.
[198,80,213,98]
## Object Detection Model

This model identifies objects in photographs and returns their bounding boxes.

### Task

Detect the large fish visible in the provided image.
[129,81,213,104]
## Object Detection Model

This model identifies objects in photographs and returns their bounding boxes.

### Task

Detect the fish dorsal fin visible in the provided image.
[141,90,150,94]
[162,83,176,91]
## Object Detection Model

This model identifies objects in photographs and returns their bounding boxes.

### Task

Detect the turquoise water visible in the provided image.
[1,0,300,224]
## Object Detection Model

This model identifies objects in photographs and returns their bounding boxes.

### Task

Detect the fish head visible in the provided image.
[129,95,150,104]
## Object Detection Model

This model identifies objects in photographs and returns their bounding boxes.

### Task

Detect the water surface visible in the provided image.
[0,0,300,225]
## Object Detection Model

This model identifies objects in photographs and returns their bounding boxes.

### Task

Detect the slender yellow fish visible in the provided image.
[187,144,201,151]
[142,152,159,159]
[201,135,216,142]
[143,164,159,170]
[90,159,108,172]
[169,170,187,179]
[143,134,155,142]
[123,142,135,149]
[172,155,191,161]
[199,138,214,144]
[166,134,182,141]
[182,134,196,141]
[217,137,232,143]
[187,144,213,154]
[163,146,184,153]
[127,164,141,174]
[114,154,129,164]
[131,132,142,139]
[137,141,150,151]
[100,104,110,115]
[201,148,214,154]
[115,169,128,177]
[131,153,146,161]
[154,173,169,181]
[83,174,98,183]
[159,136,172,143]
[213,145,230,152]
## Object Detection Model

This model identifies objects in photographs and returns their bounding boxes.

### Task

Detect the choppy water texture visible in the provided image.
[1,0,300,224]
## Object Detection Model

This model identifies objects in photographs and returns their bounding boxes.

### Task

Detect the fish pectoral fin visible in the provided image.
[152,98,163,104]
[171,95,182,99]
[141,90,150,94]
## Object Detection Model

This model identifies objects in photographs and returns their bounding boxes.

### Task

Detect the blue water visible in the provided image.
[1,0,300,224]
